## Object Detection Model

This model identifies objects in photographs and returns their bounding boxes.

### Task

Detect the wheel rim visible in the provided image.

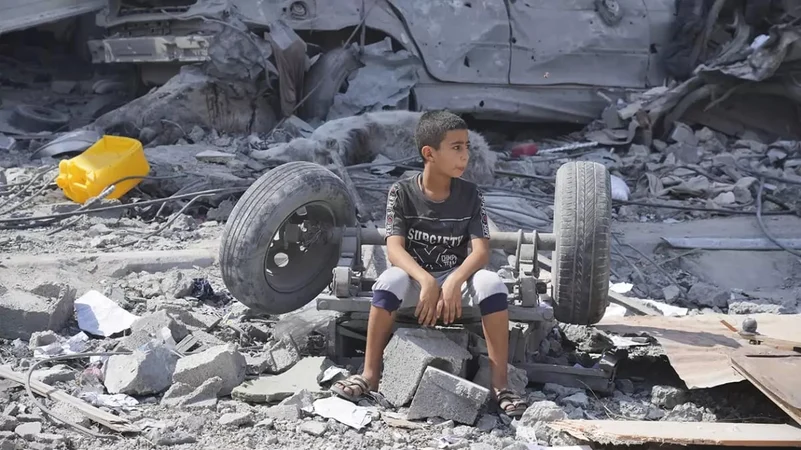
[261,201,338,294]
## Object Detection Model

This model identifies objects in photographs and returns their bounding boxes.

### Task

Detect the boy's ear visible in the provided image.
[421,145,436,162]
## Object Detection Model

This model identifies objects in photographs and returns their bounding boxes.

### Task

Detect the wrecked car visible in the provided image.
[88,0,676,124]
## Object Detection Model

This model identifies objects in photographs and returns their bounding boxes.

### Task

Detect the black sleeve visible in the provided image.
[468,189,490,239]
[384,182,407,239]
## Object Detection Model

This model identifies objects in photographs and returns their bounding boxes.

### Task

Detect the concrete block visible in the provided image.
[379,328,471,408]
[407,367,489,425]
[0,286,75,340]
[172,344,246,395]
[264,405,301,421]
[218,412,253,427]
[104,343,178,396]
[471,355,528,394]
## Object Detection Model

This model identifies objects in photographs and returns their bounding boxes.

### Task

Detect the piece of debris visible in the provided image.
[406,366,489,425]
[232,356,325,403]
[104,341,178,396]
[172,344,245,395]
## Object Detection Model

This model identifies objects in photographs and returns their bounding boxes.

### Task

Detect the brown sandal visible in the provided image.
[496,388,528,418]
[330,374,371,402]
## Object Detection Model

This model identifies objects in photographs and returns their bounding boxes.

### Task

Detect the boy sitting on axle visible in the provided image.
[330,110,528,417]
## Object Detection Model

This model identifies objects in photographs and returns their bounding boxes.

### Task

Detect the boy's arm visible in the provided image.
[384,183,435,285]
[449,190,491,284]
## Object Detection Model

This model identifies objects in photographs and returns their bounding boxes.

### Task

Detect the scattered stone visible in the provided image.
[733,177,756,203]
[265,337,301,374]
[299,421,327,437]
[160,272,195,299]
[35,433,65,444]
[31,365,74,384]
[264,405,301,421]
[207,199,235,222]
[0,417,16,432]
[665,142,701,164]
[615,379,635,395]
[712,191,736,206]
[662,402,714,422]
[475,414,498,432]
[515,401,568,443]
[471,355,528,395]
[407,366,489,425]
[279,389,314,411]
[246,354,270,375]
[50,403,90,428]
[558,324,614,353]
[669,122,698,146]
[686,282,729,309]
[28,331,58,350]
[119,310,189,351]
[662,285,681,303]
[218,412,253,427]
[172,344,246,396]
[562,392,589,408]
[0,287,76,340]
[255,418,275,428]
[651,385,686,409]
[542,383,582,399]
[161,377,223,408]
[14,422,41,440]
[380,328,472,408]
[232,356,324,403]
[105,342,178,396]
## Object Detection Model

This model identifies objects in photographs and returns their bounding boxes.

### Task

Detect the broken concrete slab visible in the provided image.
[379,328,472,408]
[161,377,223,409]
[0,286,76,340]
[232,356,325,403]
[245,354,270,375]
[172,344,246,396]
[406,366,489,425]
[27,331,58,350]
[31,365,74,385]
[299,421,327,437]
[471,355,528,394]
[104,343,178,396]
[218,412,253,427]
[118,310,189,351]
[160,272,194,299]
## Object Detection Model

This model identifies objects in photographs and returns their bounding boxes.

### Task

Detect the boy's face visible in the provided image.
[422,129,470,178]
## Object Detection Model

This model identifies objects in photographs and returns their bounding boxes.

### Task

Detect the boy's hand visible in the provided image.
[440,276,462,324]
[415,276,440,327]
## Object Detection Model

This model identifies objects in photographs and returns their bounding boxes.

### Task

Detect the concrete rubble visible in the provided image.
[1,4,801,450]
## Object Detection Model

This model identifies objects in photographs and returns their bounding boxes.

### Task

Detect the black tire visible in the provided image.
[9,105,70,132]
[551,161,612,325]
[220,162,356,314]
[299,46,362,122]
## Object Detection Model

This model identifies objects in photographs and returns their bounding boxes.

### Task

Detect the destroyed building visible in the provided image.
[0,1,800,449]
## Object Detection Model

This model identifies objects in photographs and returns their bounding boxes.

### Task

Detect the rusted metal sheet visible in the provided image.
[0,0,105,35]
[598,313,801,389]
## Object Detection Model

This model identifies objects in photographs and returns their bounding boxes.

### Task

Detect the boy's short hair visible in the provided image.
[415,110,468,160]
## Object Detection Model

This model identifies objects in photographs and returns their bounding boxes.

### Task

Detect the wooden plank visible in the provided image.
[0,366,139,434]
[548,420,801,447]
[731,354,801,427]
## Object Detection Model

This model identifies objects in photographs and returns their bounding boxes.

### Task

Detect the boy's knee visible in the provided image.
[473,270,508,316]
[371,267,410,312]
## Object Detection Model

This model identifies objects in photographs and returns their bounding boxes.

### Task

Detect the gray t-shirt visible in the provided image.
[385,174,490,272]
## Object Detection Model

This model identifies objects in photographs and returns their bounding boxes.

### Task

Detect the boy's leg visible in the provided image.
[332,267,409,399]
[466,269,528,416]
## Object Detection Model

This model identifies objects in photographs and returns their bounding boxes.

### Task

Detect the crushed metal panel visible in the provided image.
[597,313,801,389]
[508,0,663,88]
[0,0,105,35]
[87,36,213,63]
[413,79,625,124]
[389,0,510,84]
